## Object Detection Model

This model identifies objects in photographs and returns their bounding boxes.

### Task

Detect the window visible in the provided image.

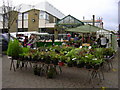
[69,17,75,23]
[64,16,70,23]
[18,13,22,21]
[24,13,28,20]
[0,15,3,21]
[46,13,49,20]
[39,11,45,19]
[53,17,55,23]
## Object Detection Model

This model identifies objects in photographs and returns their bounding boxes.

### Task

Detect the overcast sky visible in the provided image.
[0,0,119,31]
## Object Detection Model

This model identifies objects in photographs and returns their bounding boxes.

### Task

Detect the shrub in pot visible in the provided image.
[7,39,22,68]
[52,54,60,65]
[85,62,93,69]
[103,48,115,58]
[33,65,38,75]
[76,59,85,68]
[40,52,46,62]
[37,67,41,76]
[49,52,58,65]
[46,66,56,79]
[83,54,95,69]
[43,52,51,64]
[32,52,40,62]
[7,39,22,59]
[45,56,51,64]
[93,48,104,59]
[66,57,73,67]
[72,58,77,66]
[58,55,67,66]
[91,58,103,70]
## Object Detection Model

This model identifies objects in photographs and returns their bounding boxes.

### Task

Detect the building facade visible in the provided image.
[0,1,65,33]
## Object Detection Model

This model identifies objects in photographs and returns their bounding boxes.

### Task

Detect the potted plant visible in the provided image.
[91,58,103,70]
[93,48,104,59]
[37,67,41,76]
[46,66,56,79]
[76,58,85,68]
[44,52,51,64]
[58,55,67,66]
[7,39,23,69]
[83,54,95,69]
[103,48,115,58]
[7,39,22,59]
[72,58,77,66]
[66,57,73,67]
[33,65,38,75]
[49,52,58,65]
[39,52,46,62]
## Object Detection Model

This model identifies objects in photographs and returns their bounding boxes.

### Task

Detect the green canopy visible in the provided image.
[65,24,102,33]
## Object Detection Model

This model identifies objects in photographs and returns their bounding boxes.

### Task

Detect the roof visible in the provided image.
[56,15,84,25]
[65,24,103,33]
[56,15,84,30]
[16,1,65,19]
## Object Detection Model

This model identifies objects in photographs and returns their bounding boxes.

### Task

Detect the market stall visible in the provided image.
[7,40,116,82]
[65,24,117,50]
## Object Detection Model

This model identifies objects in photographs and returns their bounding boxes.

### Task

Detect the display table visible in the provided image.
[36,42,63,47]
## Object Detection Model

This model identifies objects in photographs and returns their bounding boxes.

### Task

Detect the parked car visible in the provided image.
[1,33,14,51]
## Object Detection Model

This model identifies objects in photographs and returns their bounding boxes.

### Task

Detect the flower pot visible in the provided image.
[77,63,84,68]
[73,61,77,66]
[22,62,24,67]
[34,70,38,75]
[16,63,19,69]
[67,62,73,67]
[46,69,55,79]
[33,65,38,75]
[45,60,50,64]
[25,57,28,61]
[52,60,58,65]
[37,68,41,76]
[93,64,100,70]
[85,64,92,69]
[12,56,18,60]
[28,56,32,61]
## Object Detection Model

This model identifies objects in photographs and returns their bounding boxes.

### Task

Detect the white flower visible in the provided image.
[85,56,88,57]
[79,46,82,48]
[72,58,76,60]
[88,46,92,49]
[92,58,97,60]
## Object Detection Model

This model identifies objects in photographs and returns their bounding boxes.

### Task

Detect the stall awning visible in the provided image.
[65,24,102,33]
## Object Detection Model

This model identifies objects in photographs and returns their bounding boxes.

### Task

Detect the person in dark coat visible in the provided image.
[23,36,28,47]
[74,35,79,41]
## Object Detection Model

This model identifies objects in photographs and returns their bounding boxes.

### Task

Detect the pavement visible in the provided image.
[1,48,119,89]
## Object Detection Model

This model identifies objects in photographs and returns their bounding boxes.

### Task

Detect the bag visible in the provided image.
[27,44,31,48]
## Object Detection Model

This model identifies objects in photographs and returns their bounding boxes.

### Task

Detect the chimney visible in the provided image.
[93,15,95,26]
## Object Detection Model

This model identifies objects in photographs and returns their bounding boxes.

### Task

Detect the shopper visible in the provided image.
[23,36,28,47]
[27,34,37,49]
[74,35,79,41]
[96,35,101,47]
[100,35,108,48]
[67,33,71,41]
